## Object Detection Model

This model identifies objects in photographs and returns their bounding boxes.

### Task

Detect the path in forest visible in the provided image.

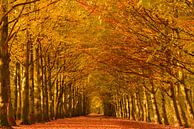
[10,114,190,129]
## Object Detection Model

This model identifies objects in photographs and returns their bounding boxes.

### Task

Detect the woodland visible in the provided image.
[0,0,194,128]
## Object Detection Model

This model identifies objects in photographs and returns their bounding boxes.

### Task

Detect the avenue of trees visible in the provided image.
[0,0,194,128]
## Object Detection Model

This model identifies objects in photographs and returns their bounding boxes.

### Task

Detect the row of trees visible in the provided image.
[0,0,194,128]
[0,0,93,127]
[78,0,194,128]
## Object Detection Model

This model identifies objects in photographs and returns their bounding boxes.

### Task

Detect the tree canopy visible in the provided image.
[0,0,194,128]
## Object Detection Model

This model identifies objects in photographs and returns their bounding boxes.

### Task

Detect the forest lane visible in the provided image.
[11,114,188,129]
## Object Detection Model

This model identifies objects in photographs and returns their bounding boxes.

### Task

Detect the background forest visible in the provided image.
[0,0,194,128]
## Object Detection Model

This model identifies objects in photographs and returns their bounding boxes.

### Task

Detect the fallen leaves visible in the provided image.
[2,114,192,129]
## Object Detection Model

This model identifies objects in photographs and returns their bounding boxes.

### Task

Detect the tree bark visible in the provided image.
[131,93,136,120]
[30,37,35,124]
[127,95,131,119]
[137,87,144,121]
[177,84,190,127]
[35,45,42,122]
[55,76,60,118]
[22,29,30,125]
[44,55,49,121]
[161,91,169,125]
[14,63,18,120]
[120,98,123,117]
[17,63,22,120]
[7,66,16,126]
[48,54,54,120]
[0,0,12,127]
[123,95,128,118]
[40,44,47,121]
[153,94,162,124]
[170,82,183,126]
[145,91,152,122]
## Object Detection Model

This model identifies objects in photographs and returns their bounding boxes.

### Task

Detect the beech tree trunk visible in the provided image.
[127,95,131,119]
[177,84,190,127]
[17,63,22,120]
[145,91,152,122]
[14,64,18,120]
[170,82,183,126]
[153,94,162,124]
[161,91,169,125]
[0,0,11,127]
[35,45,42,122]
[48,54,54,120]
[30,38,35,123]
[131,93,136,120]
[44,55,49,121]
[22,29,30,125]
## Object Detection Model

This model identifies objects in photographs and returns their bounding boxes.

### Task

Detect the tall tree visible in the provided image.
[0,0,11,127]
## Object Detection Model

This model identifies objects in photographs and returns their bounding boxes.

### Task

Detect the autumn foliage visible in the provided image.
[0,0,194,128]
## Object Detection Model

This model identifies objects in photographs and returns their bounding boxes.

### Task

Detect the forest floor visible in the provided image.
[1,114,194,129]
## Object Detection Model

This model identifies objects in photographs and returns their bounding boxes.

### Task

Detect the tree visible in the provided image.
[0,0,12,127]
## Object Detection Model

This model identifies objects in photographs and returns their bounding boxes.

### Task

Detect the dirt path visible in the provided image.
[7,114,191,129]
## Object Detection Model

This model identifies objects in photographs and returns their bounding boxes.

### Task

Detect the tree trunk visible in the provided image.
[177,84,190,127]
[131,93,136,120]
[145,91,152,122]
[0,0,11,127]
[17,63,22,120]
[123,95,128,118]
[69,83,73,117]
[7,66,16,126]
[179,100,189,127]
[127,95,130,119]
[137,87,144,121]
[170,82,183,126]
[30,38,35,124]
[59,76,63,118]
[48,54,54,120]
[44,56,49,121]
[184,86,194,117]
[56,84,64,118]
[40,44,46,121]
[161,91,169,125]
[82,92,87,116]
[179,71,194,118]
[55,76,60,118]
[35,45,42,122]
[120,98,123,117]
[153,94,162,124]
[64,84,68,117]
[150,80,162,124]
[181,80,194,118]
[14,64,18,120]
[22,29,30,125]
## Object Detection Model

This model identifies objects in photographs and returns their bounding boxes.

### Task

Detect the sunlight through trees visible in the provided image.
[0,0,194,128]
